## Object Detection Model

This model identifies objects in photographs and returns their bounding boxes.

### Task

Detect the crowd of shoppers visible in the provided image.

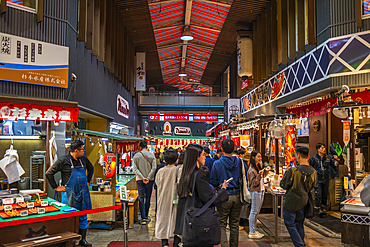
[132,139,321,247]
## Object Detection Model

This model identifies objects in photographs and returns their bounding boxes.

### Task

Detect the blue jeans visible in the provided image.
[283,208,305,247]
[249,191,264,234]
[137,180,154,220]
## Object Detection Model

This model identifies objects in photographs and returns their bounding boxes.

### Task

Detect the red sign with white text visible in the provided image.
[149,114,218,122]
[116,142,139,154]
[0,103,78,122]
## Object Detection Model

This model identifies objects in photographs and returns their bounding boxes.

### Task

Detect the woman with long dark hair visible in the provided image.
[247,150,270,239]
[174,144,229,247]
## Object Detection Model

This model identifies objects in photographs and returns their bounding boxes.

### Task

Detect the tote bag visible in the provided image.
[239,159,251,205]
[182,172,221,246]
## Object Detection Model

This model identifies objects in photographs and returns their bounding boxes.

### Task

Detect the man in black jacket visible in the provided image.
[309,143,338,217]
[46,140,94,246]
[281,147,317,247]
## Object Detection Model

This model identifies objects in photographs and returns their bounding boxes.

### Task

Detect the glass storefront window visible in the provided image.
[0,119,41,135]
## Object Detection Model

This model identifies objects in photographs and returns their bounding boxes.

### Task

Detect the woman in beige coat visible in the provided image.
[155,148,182,247]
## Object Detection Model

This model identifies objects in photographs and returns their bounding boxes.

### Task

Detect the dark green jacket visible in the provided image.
[280,165,317,212]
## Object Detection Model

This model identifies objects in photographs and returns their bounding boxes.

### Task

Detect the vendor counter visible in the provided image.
[0,197,80,246]
[341,175,370,247]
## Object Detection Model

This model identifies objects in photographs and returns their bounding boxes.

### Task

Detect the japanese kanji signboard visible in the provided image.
[116,142,139,154]
[0,103,78,122]
[0,32,69,88]
[135,52,146,91]
[149,114,218,122]
[102,152,116,178]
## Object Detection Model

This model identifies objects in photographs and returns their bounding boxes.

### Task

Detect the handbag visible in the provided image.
[182,171,221,246]
[173,167,179,204]
[239,158,251,205]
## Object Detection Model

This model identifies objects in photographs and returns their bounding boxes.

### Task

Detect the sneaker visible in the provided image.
[147,216,151,222]
[140,219,147,225]
[248,232,264,239]
[319,209,327,218]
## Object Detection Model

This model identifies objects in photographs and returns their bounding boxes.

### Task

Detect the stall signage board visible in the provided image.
[103,153,116,178]
[16,197,24,203]
[37,207,45,214]
[240,135,250,148]
[0,103,79,122]
[27,202,34,208]
[163,122,172,135]
[4,205,12,211]
[149,114,218,122]
[20,210,28,217]
[120,185,128,201]
[343,121,350,146]
[117,94,129,119]
[116,142,139,154]
[41,201,48,207]
[174,126,191,135]
[144,121,149,132]
[0,32,69,88]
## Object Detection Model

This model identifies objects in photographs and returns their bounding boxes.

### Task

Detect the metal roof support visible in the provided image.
[181,0,193,69]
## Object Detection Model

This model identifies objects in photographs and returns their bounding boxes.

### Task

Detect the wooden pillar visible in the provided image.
[260,10,267,80]
[92,0,100,56]
[252,21,258,85]
[86,0,94,50]
[44,121,52,193]
[98,0,106,62]
[37,0,43,22]
[78,0,87,42]
[0,0,6,14]
[105,0,112,70]
[271,0,278,72]
[287,0,296,60]
[265,4,272,76]
[356,0,362,29]
[307,0,316,45]
[350,121,355,180]
[257,15,263,83]
[296,0,305,53]
[277,0,288,65]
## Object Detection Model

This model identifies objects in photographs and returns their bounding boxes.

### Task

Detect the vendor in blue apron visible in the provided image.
[46,140,94,246]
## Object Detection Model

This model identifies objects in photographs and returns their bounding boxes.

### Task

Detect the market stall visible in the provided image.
[71,128,142,224]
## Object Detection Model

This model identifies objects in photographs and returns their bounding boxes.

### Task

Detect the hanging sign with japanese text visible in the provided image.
[0,102,78,122]
[343,121,350,146]
[117,94,129,119]
[0,32,69,88]
[103,152,116,178]
[117,142,139,154]
[135,52,146,91]
[149,114,218,122]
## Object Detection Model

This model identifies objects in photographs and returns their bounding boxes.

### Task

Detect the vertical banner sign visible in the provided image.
[343,121,350,146]
[135,52,146,91]
[117,94,129,119]
[0,32,69,88]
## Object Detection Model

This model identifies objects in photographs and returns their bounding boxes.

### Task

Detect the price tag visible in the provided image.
[20,210,28,217]
[4,205,12,211]
[37,207,45,214]
[27,202,34,208]
[2,198,14,205]
[41,201,48,207]
[16,197,24,203]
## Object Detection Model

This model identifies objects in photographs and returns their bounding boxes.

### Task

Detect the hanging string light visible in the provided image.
[348,108,353,120]
[359,107,363,119]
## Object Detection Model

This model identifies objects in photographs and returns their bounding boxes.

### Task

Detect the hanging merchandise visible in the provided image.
[240,134,250,148]
[49,134,58,166]
[102,152,116,178]
[285,125,297,168]
[0,145,25,184]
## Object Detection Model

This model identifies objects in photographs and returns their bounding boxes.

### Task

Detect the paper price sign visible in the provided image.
[2,198,14,205]
[41,201,48,207]
[27,202,34,208]
[4,205,12,211]
[20,210,28,217]
[16,197,24,203]
[37,208,45,214]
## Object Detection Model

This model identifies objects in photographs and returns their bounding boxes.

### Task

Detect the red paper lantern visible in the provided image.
[103,153,116,178]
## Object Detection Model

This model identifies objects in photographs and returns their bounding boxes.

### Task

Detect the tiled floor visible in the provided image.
[86,199,343,247]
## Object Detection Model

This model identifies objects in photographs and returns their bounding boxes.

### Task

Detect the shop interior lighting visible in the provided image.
[317,97,323,100]
[0,135,41,140]
[101,138,109,141]
[54,121,59,126]
[180,26,193,41]
[90,138,94,146]
[14,119,17,123]
[23,120,27,124]
[359,107,363,119]
[348,108,353,120]
[368,106,370,118]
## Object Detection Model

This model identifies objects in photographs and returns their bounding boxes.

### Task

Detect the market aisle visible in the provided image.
[86,196,343,247]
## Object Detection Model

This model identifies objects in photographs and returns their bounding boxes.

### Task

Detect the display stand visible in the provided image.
[121,200,129,247]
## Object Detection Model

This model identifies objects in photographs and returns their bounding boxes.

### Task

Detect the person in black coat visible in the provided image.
[174,144,229,247]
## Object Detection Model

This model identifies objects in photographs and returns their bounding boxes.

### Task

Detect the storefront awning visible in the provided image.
[152,135,211,140]
[71,128,142,142]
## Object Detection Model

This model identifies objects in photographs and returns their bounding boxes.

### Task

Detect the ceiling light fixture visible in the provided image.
[180,26,193,41]
[178,67,187,77]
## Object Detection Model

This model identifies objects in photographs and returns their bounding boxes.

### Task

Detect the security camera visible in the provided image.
[71,73,77,81]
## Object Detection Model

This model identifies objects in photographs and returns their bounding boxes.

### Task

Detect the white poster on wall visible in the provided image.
[135,52,146,91]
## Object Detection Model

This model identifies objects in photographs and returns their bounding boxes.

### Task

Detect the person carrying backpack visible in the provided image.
[280,147,317,247]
